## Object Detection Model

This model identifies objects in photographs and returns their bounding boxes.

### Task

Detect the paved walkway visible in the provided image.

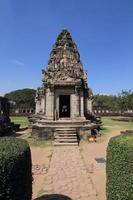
[43,147,98,200]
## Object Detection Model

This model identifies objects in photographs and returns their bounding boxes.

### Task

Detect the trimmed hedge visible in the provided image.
[0,137,32,200]
[106,135,133,200]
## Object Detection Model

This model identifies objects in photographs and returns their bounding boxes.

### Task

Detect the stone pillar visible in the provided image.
[71,93,80,119]
[80,91,84,118]
[35,100,41,114]
[55,95,59,120]
[76,93,80,117]
[71,94,75,119]
[40,97,45,113]
[84,95,88,114]
[87,99,93,112]
[45,88,54,119]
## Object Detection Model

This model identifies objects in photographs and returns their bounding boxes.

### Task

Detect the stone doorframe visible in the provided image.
[54,88,74,120]
[54,87,83,120]
[59,95,70,118]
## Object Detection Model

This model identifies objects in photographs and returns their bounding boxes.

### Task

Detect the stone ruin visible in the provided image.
[30,29,98,145]
[0,97,20,136]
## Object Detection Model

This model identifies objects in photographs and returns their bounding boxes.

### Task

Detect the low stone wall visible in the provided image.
[93,108,133,117]
[10,107,35,116]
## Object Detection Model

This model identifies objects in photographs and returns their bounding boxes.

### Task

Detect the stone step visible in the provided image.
[36,120,92,127]
[54,142,78,146]
[54,128,78,146]
[54,134,77,139]
[54,135,77,138]
[55,132,76,134]
[55,133,77,136]
[54,138,78,142]
[55,128,76,131]
[55,131,77,135]
[55,134,77,137]
[55,129,76,132]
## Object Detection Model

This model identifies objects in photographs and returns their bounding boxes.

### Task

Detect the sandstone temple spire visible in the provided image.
[42,29,86,85]
[31,29,95,145]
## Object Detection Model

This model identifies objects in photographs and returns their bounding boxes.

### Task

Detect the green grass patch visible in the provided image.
[18,130,53,148]
[10,117,52,148]
[11,116,28,128]
[100,116,133,135]
[100,126,111,135]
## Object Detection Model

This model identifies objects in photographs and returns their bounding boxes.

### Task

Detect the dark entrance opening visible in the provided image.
[59,95,70,118]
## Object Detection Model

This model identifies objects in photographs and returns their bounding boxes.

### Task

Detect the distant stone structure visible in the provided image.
[10,104,35,116]
[93,105,133,117]
[30,29,97,144]
[0,97,20,136]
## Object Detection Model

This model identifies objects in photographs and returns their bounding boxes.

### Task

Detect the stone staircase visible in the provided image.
[54,128,78,146]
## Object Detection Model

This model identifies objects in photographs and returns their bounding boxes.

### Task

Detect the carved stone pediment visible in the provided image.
[42,29,87,86]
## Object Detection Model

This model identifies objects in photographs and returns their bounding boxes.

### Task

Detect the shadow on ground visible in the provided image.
[34,194,72,200]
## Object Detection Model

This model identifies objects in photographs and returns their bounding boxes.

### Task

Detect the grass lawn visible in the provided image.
[10,116,133,146]
[100,116,133,135]
[10,116,29,128]
[10,116,52,147]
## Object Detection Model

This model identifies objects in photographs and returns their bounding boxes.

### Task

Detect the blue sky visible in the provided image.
[0,0,133,96]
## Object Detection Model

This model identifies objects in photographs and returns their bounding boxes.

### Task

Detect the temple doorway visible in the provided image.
[59,95,70,118]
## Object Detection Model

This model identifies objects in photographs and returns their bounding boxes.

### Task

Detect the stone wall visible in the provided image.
[10,105,35,116]
[93,106,133,117]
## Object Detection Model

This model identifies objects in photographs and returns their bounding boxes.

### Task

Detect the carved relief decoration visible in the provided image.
[42,29,87,85]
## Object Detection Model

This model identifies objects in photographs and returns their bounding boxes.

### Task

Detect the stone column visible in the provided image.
[84,95,88,114]
[35,100,41,114]
[55,95,59,120]
[87,99,93,112]
[71,94,75,119]
[57,96,59,115]
[76,93,80,117]
[41,97,45,113]
[71,93,80,119]
[45,88,54,120]
[80,91,84,118]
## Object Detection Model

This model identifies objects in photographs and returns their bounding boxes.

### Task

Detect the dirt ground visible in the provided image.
[12,116,133,200]
[31,147,53,199]
[31,127,121,200]
[80,127,121,200]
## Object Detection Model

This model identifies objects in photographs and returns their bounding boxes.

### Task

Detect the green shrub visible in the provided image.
[0,137,32,200]
[106,135,133,200]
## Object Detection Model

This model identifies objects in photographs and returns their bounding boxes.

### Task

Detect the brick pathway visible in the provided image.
[43,147,98,200]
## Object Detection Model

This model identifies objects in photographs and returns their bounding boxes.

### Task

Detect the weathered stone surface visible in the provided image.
[42,29,86,85]
[30,29,97,142]
[43,147,98,200]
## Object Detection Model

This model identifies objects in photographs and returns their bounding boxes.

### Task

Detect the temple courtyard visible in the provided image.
[11,116,133,200]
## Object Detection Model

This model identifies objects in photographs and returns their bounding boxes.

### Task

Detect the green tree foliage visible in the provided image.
[0,137,32,200]
[106,135,133,200]
[118,90,133,110]
[4,88,36,107]
[93,90,133,110]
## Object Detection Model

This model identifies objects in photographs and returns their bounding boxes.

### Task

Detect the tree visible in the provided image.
[4,88,36,107]
[118,90,133,110]
[93,94,119,110]
[93,90,133,111]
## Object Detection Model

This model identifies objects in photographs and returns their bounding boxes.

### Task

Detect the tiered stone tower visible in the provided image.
[31,29,95,145]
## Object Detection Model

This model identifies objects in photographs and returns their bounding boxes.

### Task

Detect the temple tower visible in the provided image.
[31,29,95,144]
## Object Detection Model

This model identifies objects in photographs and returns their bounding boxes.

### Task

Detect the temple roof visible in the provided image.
[42,29,87,86]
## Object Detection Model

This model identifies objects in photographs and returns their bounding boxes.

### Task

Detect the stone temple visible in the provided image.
[31,29,96,145]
